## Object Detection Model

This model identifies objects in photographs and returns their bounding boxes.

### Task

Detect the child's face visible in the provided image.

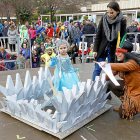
[23,39,27,43]
[72,43,75,47]
[47,49,52,55]
[47,41,51,46]
[23,44,27,49]
[36,44,39,48]
[59,44,67,55]
[90,44,94,48]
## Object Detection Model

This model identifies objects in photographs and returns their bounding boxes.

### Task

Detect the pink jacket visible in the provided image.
[28,28,36,39]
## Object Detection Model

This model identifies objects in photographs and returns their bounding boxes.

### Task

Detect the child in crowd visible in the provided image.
[46,23,54,38]
[59,26,68,40]
[45,39,53,53]
[86,43,94,63]
[44,36,50,43]
[41,42,45,54]
[48,40,80,100]
[15,51,26,69]
[36,33,44,46]
[21,38,29,50]
[4,53,15,70]
[41,47,56,67]
[22,43,30,68]
[32,48,40,68]
[69,42,79,64]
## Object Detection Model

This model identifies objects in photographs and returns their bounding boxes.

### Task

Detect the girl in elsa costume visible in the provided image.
[48,40,80,100]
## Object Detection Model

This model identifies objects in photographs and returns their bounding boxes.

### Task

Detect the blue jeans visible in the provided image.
[92,44,111,81]
[73,38,80,47]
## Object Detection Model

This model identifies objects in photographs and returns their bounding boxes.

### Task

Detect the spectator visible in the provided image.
[59,26,68,40]
[56,22,62,38]
[0,22,4,47]
[126,20,138,43]
[83,20,95,49]
[38,17,42,26]
[41,47,56,67]
[35,42,42,66]
[46,23,54,38]
[17,21,22,34]
[20,25,28,43]
[69,42,79,64]
[28,24,36,47]
[25,21,30,29]
[36,33,44,46]
[7,25,17,52]
[32,48,40,68]
[54,22,57,37]
[32,40,37,52]
[40,42,45,54]
[2,21,10,49]
[92,2,126,81]
[4,53,15,70]
[15,51,26,69]
[68,19,73,45]
[86,43,94,63]
[21,38,29,50]
[45,39,53,53]
[22,43,30,68]
[0,47,7,60]
[71,22,81,47]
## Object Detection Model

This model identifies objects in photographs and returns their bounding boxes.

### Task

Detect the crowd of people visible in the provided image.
[0,17,98,70]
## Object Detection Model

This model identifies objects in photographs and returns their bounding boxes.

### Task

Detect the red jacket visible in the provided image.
[46,27,53,37]
[28,28,36,39]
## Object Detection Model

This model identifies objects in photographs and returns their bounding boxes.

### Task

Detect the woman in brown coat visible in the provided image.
[99,41,140,120]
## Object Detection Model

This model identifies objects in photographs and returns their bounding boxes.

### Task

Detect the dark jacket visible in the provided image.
[126,26,138,40]
[93,17,126,62]
[2,25,10,36]
[83,24,95,35]
[37,47,43,56]
[70,46,79,54]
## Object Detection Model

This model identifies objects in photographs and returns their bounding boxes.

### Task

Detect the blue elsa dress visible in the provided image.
[49,55,79,100]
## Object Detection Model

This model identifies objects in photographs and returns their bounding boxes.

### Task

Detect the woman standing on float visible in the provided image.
[92,2,126,81]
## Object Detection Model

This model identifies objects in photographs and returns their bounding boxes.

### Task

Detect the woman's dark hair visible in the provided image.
[72,42,76,47]
[107,2,120,12]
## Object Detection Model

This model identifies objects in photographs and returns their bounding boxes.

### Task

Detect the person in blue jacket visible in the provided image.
[36,25,46,38]
[22,43,30,68]
[4,53,15,70]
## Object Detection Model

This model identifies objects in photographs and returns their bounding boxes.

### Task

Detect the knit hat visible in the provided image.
[6,53,11,59]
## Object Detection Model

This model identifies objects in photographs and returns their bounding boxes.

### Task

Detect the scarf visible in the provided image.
[103,11,123,42]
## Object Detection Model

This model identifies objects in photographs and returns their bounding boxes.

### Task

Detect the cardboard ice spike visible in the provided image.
[24,71,32,89]
[15,73,23,92]
[45,66,52,80]
[6,75,15,96]
[0,85,8,96]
